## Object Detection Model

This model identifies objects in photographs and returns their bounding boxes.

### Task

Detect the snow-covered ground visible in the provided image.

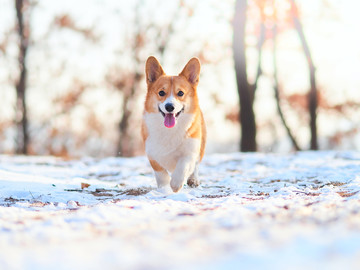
[1,151,360,270]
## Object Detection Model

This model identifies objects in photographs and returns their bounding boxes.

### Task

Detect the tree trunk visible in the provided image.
[290,0,318,150]
[117,72,142,157]
[117,93,134,157]
[233,0,256,152]
[15,0,29,154]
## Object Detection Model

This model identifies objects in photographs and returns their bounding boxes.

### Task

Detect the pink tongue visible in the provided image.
[164,113,176,128]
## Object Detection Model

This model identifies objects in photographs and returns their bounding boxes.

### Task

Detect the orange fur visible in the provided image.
[186,110,206,161]
[142,56,206,192]
[149,159,164,172]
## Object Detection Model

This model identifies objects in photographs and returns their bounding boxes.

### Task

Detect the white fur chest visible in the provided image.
[144,112,200,172]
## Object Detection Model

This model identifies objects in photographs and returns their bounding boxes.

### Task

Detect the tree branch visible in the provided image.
[250,21,266,97]
[272,23,301,151]
[289,0,318,150]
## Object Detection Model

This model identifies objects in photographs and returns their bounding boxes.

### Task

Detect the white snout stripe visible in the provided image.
[159,94,183,114]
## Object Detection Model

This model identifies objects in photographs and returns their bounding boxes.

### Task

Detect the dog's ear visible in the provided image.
[179,58,201,87]
[145,56,165,85]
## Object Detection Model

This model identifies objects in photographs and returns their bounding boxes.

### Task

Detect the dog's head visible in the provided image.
[145,56,201,128]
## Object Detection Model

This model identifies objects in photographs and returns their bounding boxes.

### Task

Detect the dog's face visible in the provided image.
[145,57,201,128]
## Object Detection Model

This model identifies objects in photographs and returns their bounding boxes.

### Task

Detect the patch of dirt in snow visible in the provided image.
[1,151,360,270]
[64,187,153,198]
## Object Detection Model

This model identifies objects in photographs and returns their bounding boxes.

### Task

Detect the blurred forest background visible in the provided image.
[0,0,359,158]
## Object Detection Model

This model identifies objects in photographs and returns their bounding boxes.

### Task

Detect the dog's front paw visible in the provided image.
[187,176,200,188]
[170,180,183,193]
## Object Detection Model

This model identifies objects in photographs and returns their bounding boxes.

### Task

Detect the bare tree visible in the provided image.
[14,0,31,154]
[233,0,257,152]
[233,0,318,152]
[272,21,301,151]
[289,0,318,150]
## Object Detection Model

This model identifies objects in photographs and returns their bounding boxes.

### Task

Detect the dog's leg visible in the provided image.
[149,159,170,188]
[154,170,171,188]
[170,157,196,192]
[187,162,200,188]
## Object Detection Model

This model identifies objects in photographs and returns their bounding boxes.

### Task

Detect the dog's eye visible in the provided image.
[159,90,166,97]
[177,91,184,97]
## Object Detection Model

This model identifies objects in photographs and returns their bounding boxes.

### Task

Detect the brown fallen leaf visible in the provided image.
[81,183,91,189]
[30,201,49,207]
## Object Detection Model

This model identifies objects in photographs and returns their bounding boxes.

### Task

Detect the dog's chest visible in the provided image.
[144,113,198,169]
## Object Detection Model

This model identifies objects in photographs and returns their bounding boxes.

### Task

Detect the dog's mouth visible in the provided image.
[159,106,184,128]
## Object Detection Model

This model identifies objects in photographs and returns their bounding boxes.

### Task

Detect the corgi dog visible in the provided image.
[142,56,206,192]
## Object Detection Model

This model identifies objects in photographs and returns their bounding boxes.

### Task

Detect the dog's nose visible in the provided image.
[165,103,175,112]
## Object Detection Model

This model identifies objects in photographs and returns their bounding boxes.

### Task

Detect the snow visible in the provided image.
[1,151,360,269]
